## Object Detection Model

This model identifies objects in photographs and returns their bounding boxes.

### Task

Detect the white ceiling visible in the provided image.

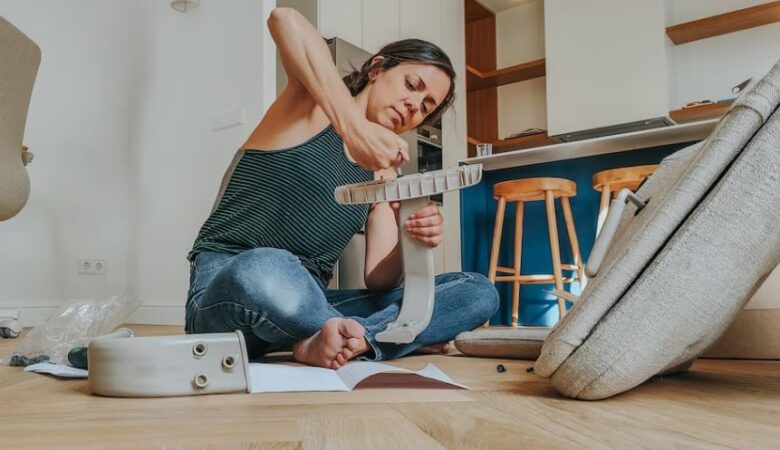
[478,0,539,14]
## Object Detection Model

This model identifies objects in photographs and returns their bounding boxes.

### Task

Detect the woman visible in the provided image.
[185,7,498,369]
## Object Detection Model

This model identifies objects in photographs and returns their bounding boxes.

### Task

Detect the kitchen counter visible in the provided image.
[460,119,718,171]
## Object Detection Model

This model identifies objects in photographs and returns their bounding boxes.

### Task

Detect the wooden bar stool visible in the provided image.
[592,165,659,237]
[487,177,585,326]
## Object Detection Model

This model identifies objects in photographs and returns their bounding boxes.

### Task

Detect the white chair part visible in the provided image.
[334,165,483,343]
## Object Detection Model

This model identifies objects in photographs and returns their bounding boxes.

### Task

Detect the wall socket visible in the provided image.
[78,258,107,275]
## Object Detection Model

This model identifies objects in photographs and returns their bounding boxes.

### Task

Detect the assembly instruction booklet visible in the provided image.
[24,360,469,393]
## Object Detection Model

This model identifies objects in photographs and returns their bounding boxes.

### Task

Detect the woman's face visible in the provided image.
[365,59,451,134]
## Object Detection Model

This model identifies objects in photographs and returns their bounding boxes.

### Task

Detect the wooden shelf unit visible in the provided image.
[466,59,546,92]
[464,0,547,157]
[666,1,780,45]
[669,100,734,123]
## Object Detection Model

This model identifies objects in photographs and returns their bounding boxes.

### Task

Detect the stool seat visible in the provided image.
[493,177,577,202]
[593,165,658,194]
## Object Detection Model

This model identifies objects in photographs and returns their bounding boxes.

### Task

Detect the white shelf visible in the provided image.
[460,119,718,171]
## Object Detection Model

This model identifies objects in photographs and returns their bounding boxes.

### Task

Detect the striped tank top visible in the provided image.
[188,124,374,284]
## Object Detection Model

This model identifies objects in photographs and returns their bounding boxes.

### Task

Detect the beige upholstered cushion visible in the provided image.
[0,17,40,221]
[454,328,549,360]
[532,60,780,399]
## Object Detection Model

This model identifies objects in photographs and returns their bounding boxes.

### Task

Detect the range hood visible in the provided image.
[554,117,674,143]
[544,0,672,141]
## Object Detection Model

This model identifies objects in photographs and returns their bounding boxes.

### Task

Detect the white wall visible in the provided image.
[128,0,275,324]
[495,0,546,140]
[665,0,780,109]
[0,0,276,325]
[0,0,143,323]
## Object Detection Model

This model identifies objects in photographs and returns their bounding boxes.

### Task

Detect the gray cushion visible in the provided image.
[532,60,780,399]
[454,327,549,360]
[0,17,40,221]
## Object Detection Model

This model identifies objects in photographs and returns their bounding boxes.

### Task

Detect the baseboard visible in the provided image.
[11,305,185,327]
[703,309,780,360]
[127,306,185,326]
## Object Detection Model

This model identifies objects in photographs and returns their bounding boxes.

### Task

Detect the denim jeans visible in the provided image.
[185,248,499,360]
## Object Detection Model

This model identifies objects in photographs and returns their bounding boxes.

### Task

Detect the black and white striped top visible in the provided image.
[188,125,374,284]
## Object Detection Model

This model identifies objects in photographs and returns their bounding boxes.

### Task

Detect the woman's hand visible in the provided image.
[391,201,444,247]
[344,118,409,171]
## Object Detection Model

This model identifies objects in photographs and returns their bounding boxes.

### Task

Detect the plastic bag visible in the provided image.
[1,294,141,366]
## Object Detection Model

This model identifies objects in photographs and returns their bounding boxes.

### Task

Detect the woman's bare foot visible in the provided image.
[292,318,370,369]
[414,341,454,355]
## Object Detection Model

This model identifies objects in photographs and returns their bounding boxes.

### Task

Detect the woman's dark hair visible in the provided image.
[342,38,456,127]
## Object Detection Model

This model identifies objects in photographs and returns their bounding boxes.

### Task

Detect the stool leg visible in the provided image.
[561,196,585,289]
[596,185,611,238]
[487,197,507,327]
[545,191,566,320]
[512,202,524,327]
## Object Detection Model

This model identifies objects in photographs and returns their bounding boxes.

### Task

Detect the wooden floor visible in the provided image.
[1,325,778,449]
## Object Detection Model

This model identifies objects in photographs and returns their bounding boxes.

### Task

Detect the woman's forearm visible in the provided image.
[268,7,362,135]
[365,242,403,291]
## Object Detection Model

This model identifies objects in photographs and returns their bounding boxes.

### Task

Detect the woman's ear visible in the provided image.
[367,55,386,81]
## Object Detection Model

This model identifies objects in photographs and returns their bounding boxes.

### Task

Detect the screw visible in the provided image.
[496,364,506,373]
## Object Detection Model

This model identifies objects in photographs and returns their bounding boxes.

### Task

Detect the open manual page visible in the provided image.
[248,362,469,393]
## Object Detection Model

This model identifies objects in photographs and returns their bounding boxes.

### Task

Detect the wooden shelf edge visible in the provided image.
[669,100,734,123]
[467,133,556,154]
[492,133,557,153]
[666,1,780,45]
[466,59,546,92]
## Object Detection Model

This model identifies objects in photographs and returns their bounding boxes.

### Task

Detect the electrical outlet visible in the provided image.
[78,258,107,275]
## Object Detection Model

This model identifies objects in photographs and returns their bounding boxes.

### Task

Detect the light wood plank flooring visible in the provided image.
[0,325,778,449]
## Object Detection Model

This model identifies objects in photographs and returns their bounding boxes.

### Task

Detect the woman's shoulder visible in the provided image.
[241,91,331,152]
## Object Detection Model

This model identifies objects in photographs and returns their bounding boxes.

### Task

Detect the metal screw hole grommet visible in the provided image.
[192,342,207,357]
[222,355,237,370]
[193,373,208,389]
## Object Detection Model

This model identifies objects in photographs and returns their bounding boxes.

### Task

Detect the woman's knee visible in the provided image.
[206,248,308,317]
[449,272,499,321]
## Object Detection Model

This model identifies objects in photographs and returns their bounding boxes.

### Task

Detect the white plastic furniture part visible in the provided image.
[334,165,483,343]
[88,331,250,397]
[585,188,647,278]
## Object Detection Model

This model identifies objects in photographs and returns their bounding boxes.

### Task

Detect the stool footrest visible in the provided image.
[494,275,578,284]
[497,265,579,274]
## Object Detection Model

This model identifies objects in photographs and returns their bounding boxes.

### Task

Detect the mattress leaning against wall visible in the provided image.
[533,59,780,400]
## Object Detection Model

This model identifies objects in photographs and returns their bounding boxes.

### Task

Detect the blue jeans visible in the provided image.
[185,248,498,360]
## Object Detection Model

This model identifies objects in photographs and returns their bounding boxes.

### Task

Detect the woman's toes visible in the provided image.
[346,337,361,351]
[339,319,366,339]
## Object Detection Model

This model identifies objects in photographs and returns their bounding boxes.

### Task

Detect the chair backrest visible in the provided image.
[0,16,40,221]
[534,59,780,399]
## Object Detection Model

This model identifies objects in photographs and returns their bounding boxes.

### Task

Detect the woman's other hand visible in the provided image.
[391,201,443,247]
